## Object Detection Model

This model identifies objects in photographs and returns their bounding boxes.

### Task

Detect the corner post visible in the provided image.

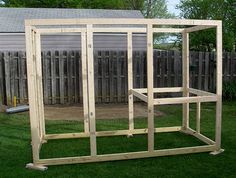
[25,25,41,164]
[215,21,223,152]
[81,31,89,133]
[35,32,46,138]
[86,24,97,156]
[182,31,190,130]
[147,24,154,152]
[127,32,134,135]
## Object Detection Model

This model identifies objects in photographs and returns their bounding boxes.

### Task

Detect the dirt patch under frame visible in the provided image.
[44,103,164,121]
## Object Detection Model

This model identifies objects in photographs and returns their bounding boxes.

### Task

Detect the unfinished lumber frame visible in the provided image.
[25,18,223,170]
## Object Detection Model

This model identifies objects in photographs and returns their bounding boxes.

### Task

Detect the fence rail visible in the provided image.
[0,50,235,106]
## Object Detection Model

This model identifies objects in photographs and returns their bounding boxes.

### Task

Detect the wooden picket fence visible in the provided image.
[0,50,235,106]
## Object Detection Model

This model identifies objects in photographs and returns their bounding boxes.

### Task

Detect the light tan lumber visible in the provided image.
[210,149,224,155]
[92,28,146,33]
[44,126,182,140]
[196,102,201,133]
[31,32,40,139]
[153,28,184,33]
[154,95,217,105]
[25,25,40,162]
[31,32,41,140]
[25,18,221,26]
[86,24,97,156]
[131,89,148,102]
[127,32,134,132]
[182,32,189,129]
[36,28,85,34]
[81,31,89,133]
[185,25,214,33]
[189,88,216,96]
[36,145,216,166]
[133,87,183,93]
[36,27,184,35]
[37,27,146,34]
[147,24,154,152]
[26,163,48,171]
[35,32,46,138]
[181,128,215,145]
[215,22,223,150]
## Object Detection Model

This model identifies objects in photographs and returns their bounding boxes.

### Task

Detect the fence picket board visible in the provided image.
[51,51,56,104]
[4,52,11,105]
[231,52,236,81]
[101,51,106,102]
[59,51,65,104]
[18,52,24,103]
[198,52,203,89]
[10,52,15,105]
[109,51,114,102]
[67,51,72,103]
[43,52,48,104]
[174,51,179,87]
[117,52,122,102]
[204,52,209,91]
[78,51,83,103]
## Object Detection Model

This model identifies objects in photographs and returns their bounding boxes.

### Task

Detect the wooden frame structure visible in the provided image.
[24,18,223,171]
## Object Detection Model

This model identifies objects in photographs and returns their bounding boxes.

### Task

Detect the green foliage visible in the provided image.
[0,0,79,8]
[223,80,236,101]
[0,0,126,9]
[142,0,174,18]
[142,0,176,45]
[0,0,174,18]
[177,0,236,52]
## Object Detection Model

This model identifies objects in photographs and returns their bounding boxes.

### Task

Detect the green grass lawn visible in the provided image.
[0,102,236,178]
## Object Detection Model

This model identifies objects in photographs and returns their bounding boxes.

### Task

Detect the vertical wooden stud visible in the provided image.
[147,24,154,152]
[35,33,46,137]
[127,32,134,133]
[215,22,223,151]
[87,25,97,156]
[25,26,40,162]
[196,102,201,133]
[182,32,189,129]
[81,31,89,133]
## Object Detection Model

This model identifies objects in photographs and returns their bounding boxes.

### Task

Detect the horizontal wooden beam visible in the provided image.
[92,28,146,33]
[25,18,221,26]
[36,27,190,34]
[36,27,147,34]
[185,25,215,33]
[44,126,182,140]
[153,28,184,33]
[154,95,218,105]
[36,145,216,166]
[36,28,86,34]
[189,88,216,96]
[131,89,148,102]
[133,87,183,93]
